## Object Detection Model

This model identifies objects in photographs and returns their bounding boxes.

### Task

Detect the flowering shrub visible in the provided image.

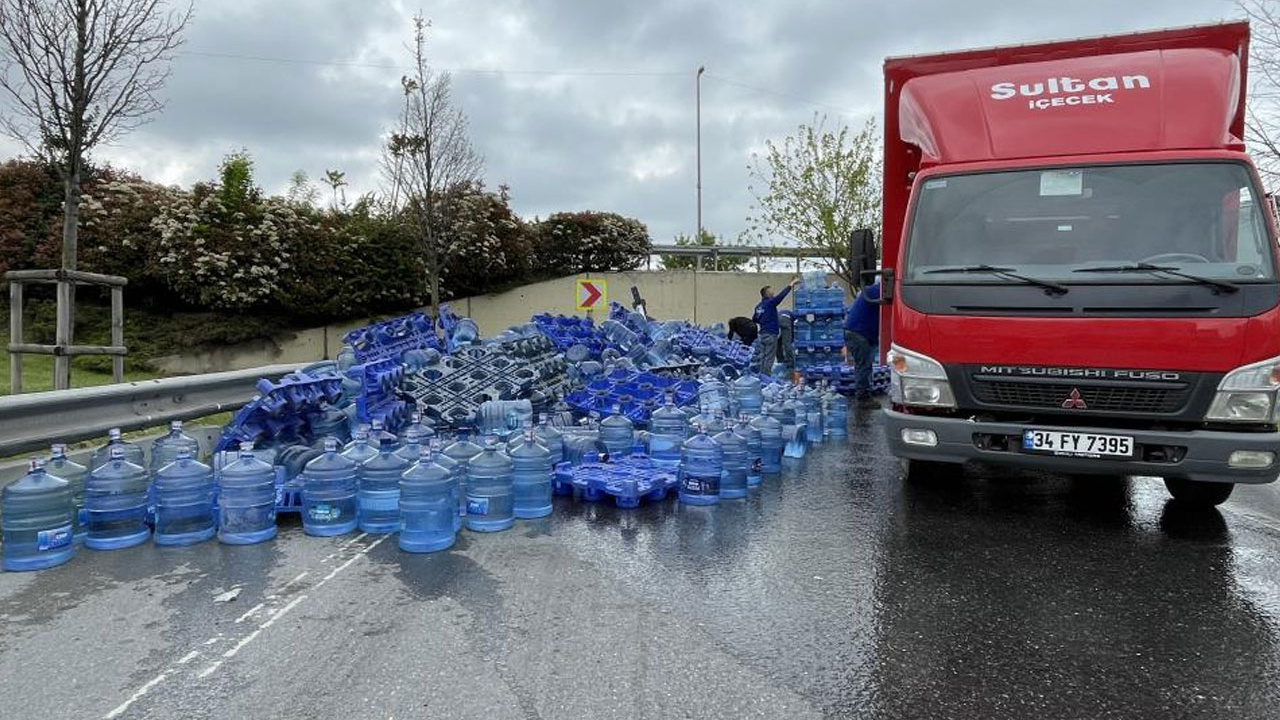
[437,182,532,297]
[530,211,651,275]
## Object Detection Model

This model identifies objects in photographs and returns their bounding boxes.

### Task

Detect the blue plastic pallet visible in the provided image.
[353,358,409,429]
[215,371,345,452]
[343,312,441,364]
[556,455,679,508]
[563,372,699,426]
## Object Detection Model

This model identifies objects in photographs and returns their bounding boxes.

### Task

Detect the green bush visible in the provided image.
[530,211,652,276]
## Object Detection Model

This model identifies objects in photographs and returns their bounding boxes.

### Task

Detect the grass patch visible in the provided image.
[1,331,159,394]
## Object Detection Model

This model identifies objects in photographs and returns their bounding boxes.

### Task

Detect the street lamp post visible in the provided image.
[696,65,705,248]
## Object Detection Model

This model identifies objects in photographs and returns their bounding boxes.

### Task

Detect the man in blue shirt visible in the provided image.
[753,278,799,374]
[844,280,881,399]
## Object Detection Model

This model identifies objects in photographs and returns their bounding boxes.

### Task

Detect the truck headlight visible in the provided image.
[887,344,956,409]
[1205,356,1280,423]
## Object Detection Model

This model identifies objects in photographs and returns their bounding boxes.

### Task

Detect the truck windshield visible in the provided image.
[904,162,1276,284]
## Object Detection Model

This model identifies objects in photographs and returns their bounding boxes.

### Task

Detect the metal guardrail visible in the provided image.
[0,363,304,457]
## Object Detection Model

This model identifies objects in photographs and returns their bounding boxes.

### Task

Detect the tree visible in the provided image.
[323,169,347,210]
[744,115,881,287]
[0,0,191,273]
[1242,1,1280,185]
[382,14,482,314]
[660,229,748,271]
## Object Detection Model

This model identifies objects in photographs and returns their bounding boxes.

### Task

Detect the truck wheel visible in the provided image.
[901,458,960,483]
[1163,478,1234,507]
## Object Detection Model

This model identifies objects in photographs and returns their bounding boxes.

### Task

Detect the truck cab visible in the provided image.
[877,23,1280,506]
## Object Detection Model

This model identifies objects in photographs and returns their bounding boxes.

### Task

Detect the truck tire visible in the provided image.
[1163,478,1234,507]
[901,458,961,483]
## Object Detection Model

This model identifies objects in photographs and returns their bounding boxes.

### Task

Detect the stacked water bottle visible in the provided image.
[791,271,848,371]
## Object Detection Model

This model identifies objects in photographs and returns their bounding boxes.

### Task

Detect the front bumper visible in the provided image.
[884,408,1280,484]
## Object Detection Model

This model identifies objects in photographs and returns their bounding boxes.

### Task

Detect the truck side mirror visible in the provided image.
[850,228,877,279]
[861,268,894,304]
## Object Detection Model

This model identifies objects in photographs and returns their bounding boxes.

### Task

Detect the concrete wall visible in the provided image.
[152,270,816,374]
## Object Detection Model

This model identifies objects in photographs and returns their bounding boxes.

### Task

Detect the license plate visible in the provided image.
[1022,429,1134,458]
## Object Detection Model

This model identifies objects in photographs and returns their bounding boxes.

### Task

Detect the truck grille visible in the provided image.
[969,379,1189,413]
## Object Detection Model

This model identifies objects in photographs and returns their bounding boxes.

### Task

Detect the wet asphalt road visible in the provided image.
[3,408,1280,720]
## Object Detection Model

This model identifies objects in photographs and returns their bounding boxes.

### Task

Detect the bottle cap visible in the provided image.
[51,443,66,458]
[170,420,183,431]
[108,428,122,441]
[29,458,44,472]
[324,437,338,453]
[239,441,254,456]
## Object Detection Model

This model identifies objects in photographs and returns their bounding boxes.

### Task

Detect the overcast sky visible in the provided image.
[7,0,1234,244]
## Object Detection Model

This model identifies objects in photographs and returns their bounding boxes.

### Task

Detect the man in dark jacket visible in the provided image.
[753,278,799,373]
[726,316,758,346]
[844,280,881,400]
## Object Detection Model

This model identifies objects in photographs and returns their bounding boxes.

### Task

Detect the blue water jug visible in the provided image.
[2,459,74,571]
[45,444,87,544]
[735,415,764,486]
[751,413,784,474]
[444,433,484,531]
[731,374,763,416]
[358,445,408,533]
[153,449,216,546]
[395,426,428,463]
[368,419,399,451]
[90,428,144,470]
[534,413,565,463]
[679,427,722,506]
[398,411,434,446]
[466,437,515,532]
[801,383,824,443]
[714,427,749,499]
[342,426,380,465]
[599,405,634,459]
[509,429,553,519]
[399,447,457,553]
[301,438,359,536]
[698,372,729,415]
[150,420,201,475]
[85,446,150,550]
[824,384,849,438]
[648,395,686,470]
[218,443,277,545]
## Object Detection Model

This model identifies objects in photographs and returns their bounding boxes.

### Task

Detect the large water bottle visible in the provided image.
[342,426,380,466]
[218,443,277,545]
[2,459,74,571]
[800,382,824,443]
[648,394,686,470]
[698,372,729,415]
[85,446,150,550]
[150,420,201,475]
[735,414,764,486]
[509,428,553,519]
[465,437,515,532]
[599,405,634,458]
[395,425,429,463]
[301,438,359,537]
[90,428,144,471]
[358,444,408,534]
[679,425,722,506]
[398,445,457,553]
[398,411,435,446]
[152,449,216,546]
[432,446,462,532]
[823,384,849,438]
[533,413,565,463]
[45,444,87,544]
[368,419,399,451]
[731,374,763,416]
[714,426,749,499]
[751,414,784,474]
[691,411,726,437]
[444,433,483,531]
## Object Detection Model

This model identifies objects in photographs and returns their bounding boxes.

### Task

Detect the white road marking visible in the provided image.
[234,602,266,624]
[177,651,200,665]
[222,628,263,659]
[196,661,222,679]
[203,637,221,646]
[103,671,169,719]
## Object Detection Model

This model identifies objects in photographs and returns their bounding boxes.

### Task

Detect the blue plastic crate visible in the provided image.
[342,312,440,364]
[560,455,679,508]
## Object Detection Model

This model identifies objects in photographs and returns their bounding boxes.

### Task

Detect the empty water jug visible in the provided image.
[358,445,408,533]
[443,433,483,531]
[45,444,87,543]
[509,429,554,519]
[698,372,729,415]
[533,414,565,463]
[465,437,515,532]
[153,449,216,546]
[731,374,764,416]
[399,447,457,553]
[301,438,359,536]
[2,459,74,571]
[751,414,784,474]
[800,383,824,443]
[714,427,749,499]
[218,443,277,545]
[342,427,380,465]
[398,411,434,445]
[735,415,764,486]
[679,427,722,506]
[395,427,428,463]
[823,384,848,438]
[90,428,144,471]
[368,419,399,451]
[85,446,150,550]
[648,395,686,470]
[599,405,634,458]
[150,420,201,475]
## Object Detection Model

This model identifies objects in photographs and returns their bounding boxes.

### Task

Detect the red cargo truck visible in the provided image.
[874,22,1280,506]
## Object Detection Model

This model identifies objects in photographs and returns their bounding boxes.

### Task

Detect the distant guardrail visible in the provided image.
[0,363,304,457]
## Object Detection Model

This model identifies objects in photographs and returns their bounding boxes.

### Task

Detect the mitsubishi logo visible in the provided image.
[1061,388,1087,410]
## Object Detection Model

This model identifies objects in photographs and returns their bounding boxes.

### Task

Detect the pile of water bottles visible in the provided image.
[2,296,862,572]
[791,270,850,371]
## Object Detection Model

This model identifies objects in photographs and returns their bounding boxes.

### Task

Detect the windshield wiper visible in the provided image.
[921,264,1069,296]
[1071,263,1240,295]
